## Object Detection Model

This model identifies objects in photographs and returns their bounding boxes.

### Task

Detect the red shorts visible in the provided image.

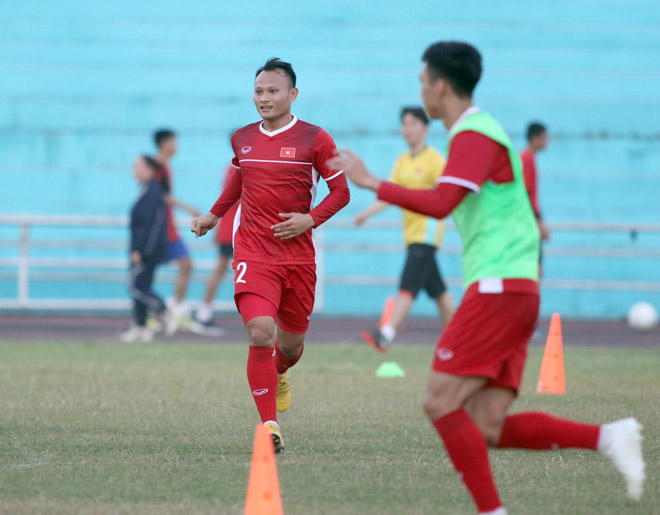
[432,279,540,394]
[233,260,316,334]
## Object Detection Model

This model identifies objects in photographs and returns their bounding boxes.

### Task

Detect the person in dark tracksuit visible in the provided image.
[120,155,169,343]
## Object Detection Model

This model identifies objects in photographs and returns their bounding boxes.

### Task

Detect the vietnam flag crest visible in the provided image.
[280,147,296,158]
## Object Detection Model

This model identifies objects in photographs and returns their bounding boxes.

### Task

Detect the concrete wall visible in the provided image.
[1,1,659,318]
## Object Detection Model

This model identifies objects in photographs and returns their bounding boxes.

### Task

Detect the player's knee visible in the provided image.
[469,405,507,446]
[247,325,275,347]
[480,417,506,447]
[422,390,459,420]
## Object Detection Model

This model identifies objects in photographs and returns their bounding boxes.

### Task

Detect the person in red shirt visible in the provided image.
[520,122,550,243]
[329,41,644,514]
[153,129,201,335]
[191,58,350,452]
[194,161,239,329]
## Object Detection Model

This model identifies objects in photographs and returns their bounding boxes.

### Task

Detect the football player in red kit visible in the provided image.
[192,58,350,453]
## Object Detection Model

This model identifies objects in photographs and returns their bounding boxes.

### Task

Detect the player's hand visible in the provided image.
[130,251,142,265]
[539,220,550,241]
[327,149,381,191]
[271,213,315,240]
[354,212,369,226]
[191,212,219,238]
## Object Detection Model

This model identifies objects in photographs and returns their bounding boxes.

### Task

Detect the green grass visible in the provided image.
[0,341,658,514]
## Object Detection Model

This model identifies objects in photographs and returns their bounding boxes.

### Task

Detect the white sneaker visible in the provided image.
[146,316,163,332]
[165,304,188,337]
[195,303,213,324]
[598,417,646,501]
[119,326,154,343]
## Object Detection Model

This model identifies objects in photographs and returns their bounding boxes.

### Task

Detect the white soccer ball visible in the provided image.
[627,302,658,331]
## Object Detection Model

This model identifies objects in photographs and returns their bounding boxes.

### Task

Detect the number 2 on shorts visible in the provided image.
[236,262,247,284]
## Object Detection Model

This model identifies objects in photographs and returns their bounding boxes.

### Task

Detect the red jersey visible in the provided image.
[210,115,350,265]
[215,164,240,245]
[378,130,515,221]
[520,150,541,218]
[378,131,537,295]
[153,162,179,242]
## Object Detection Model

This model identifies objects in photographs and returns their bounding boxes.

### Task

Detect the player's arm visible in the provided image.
[191,164,242,238]
[308,129,351,226]
[130,211,146,264]
[520,153,541,219]
[165,194,201,218]
[328,132,496,219]
[353,158,398,224]
[355,200,390,226]
[272,129,350,240]
[157,171,201,217]
[130,184,162,262]
[521,154,550,240]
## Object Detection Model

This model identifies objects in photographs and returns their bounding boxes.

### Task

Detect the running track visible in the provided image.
[1,314,658,348]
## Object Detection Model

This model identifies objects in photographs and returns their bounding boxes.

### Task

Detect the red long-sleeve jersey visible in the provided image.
[211,115,350,265]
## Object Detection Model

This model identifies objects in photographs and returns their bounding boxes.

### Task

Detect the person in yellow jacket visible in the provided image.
[355,107,455,351]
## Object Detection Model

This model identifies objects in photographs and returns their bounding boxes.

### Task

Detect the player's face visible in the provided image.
[253,70,298,123]
[159,137,177,158]
[133,157,152,183]
[419,64,445,120]
[400,113,428,147]
[533,131,548,152]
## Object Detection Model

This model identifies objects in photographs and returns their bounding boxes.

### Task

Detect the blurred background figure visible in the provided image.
[354,107,455,352]
[120,155,169,343]
[520,122,550,245]
[152,129,201,335]
[194,157,240,331]
[2,1,659,326]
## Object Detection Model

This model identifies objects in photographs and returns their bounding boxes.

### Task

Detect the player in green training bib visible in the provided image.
[329,41,644,515]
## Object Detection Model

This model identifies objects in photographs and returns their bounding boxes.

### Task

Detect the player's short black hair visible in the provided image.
[400,107,430,125]
[141,155,163,171]
[154,129,176,148]
[526,122,547,141]
[422,42,482,98]
[256,57,296,88]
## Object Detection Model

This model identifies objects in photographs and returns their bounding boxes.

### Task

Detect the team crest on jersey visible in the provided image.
[436,348,454,361]
[241,146,252,154]
[280,147,296,158]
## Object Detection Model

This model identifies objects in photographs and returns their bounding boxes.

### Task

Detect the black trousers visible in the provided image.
[128,260,166,326]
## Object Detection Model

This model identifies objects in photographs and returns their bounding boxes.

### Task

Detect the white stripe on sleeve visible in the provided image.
[437,176,481,193]
[324,170,344,181]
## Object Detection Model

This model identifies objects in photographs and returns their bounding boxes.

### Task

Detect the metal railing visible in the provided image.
[0,214,236,311]
[1,214,660,312]
[323,220,660,292]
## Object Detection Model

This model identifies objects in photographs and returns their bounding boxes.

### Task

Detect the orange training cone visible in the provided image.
[379,296,396,327]
[245,424,283,515]
[537,313,566,394]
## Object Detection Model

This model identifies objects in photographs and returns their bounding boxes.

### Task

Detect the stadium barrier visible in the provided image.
[1,214,660,313]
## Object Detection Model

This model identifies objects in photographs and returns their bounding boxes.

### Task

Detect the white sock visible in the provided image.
[172,301,188,315]
[196,303,212,322]
[479,507,507,515]
[264,420,279,430]
[380,324,396,342]
[597,423,612,453]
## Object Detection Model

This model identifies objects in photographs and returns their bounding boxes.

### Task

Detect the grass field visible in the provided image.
[0,340,658,514]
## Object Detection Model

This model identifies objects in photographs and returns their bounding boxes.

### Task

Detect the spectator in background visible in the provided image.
[354,107,455,352]
[120,155,169,343]
[153,129,201,336]
[520,122,550,244]
[194,161,240,330]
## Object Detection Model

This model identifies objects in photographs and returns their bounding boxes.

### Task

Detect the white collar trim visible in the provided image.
[259,114,298,137]
[449,106,480,136]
